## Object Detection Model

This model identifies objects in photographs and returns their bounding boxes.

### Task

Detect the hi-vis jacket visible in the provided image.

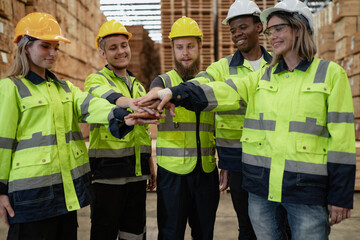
[192,47,272,171]
[0,70,130,224]
[170,58,356,208]
[85,66,151,179]
[156,70,216,174]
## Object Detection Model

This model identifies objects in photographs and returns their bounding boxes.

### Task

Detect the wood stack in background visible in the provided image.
[314,0,360,191]
[126,25,161,91]
[160,0,186,73]
[216,0,275,60]
[313,2,335,61]
[188,0,215,69]
[160,0,214,72]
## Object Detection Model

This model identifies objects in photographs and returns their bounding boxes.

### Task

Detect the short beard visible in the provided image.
[174,55,200,80]
[108,63,127,72]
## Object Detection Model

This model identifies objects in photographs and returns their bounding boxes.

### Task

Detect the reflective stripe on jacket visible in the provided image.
[156,70,216,174]
[85,67,151,179]
[170,58,356,208]
[192,47,272,171]
[0,72,127,224]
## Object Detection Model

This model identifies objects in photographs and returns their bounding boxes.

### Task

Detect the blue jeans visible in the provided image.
[248,193,330,240]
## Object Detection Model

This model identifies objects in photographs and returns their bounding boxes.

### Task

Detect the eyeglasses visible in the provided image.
[263,24,291,39]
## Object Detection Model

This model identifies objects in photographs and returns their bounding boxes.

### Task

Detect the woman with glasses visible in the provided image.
[0,12,159,240]
[134,0,356,239]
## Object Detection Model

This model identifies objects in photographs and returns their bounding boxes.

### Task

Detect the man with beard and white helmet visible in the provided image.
[190,0,272,239]
[149,16,219,240]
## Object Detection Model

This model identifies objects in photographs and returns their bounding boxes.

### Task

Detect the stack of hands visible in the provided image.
[123,88,174,126]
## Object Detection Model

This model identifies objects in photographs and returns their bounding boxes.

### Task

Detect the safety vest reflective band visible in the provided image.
[85,67,151,178]
[8,163,89,192]
[156,70,216,174]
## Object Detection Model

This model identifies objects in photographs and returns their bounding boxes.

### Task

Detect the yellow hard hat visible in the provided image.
[168,16,203,41]
[14,12,71,44]
[95,20,133,49]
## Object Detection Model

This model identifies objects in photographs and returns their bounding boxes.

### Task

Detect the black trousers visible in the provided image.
[229,171,257,240]
[157,165,220,240]
[90,181,147,240]
[7,211,78,240]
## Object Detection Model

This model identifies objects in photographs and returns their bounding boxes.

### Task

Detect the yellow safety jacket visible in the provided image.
[170,58,356,208]
[156,70,216,174]
[192,47,272,171]
[0,70,130,224]
[85,66,151,179]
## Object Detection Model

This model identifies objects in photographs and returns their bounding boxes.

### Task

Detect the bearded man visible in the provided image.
[149,16,219,240]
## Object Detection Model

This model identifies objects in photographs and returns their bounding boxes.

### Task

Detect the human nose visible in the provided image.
[49,47,57,56]
[182,47,189,56]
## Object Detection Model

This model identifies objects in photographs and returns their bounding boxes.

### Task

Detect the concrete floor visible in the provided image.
[0,191,359,239]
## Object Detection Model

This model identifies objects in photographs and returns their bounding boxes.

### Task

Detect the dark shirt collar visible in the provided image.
[105,65,135,78]
[25,69,59,85]
[229,46,272,67]
[274,57,313,74]
[173,69,194,82]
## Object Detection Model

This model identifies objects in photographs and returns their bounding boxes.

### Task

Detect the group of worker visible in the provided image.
[0,0,356,239]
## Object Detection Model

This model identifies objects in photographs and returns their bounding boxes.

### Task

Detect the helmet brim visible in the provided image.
[14,34,71,44]
[260,7,291,24]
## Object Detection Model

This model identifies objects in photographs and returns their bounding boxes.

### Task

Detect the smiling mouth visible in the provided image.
[237,39,246,45]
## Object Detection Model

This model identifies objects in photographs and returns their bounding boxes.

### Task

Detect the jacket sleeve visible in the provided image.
[171,72,257,112]
[84,73,122,104]
[69,81,133,139]
[190,59,227,85]
[0,79,19,194]
[326,63,356,209]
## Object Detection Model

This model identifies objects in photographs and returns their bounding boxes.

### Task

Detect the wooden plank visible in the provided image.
[349,74,360,97]
[333,0,360,22]
[334,16,360,42]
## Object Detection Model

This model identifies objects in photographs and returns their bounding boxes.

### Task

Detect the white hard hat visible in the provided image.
[260,0,313,32]
[222,0,261,25]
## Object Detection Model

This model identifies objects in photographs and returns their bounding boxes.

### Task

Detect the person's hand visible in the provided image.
[0,195,14,227]
[328,205,351,226]
[124,112,165,126]
[219,169,229,191]
[135,88,173,113]
[116,97,159,116]
[147,157,156,191]
[134,88,163,107]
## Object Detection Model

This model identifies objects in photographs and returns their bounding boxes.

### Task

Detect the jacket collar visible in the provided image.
[229,46,272,67]
[104,65,135,78]
[25,69,59,85]
[274,57,313,74]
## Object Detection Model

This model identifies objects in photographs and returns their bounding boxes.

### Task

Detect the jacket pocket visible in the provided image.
[100,129,131,142]
[299,83,330,118]
[11,151,54,205]
[19,96,48,112]
[253,80,278,114]
[295,136,328,155]
[216,120,243,140]
[294,136,328,188]
[241,133,266,179]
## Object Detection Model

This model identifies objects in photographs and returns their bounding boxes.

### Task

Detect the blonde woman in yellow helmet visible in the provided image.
[145,16,219,240]
[0,12,159,240]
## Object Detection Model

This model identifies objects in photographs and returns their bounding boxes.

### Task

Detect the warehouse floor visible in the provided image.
[0,192,359,239]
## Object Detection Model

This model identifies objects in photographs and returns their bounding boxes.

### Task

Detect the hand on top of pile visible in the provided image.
[133,87,175,117]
